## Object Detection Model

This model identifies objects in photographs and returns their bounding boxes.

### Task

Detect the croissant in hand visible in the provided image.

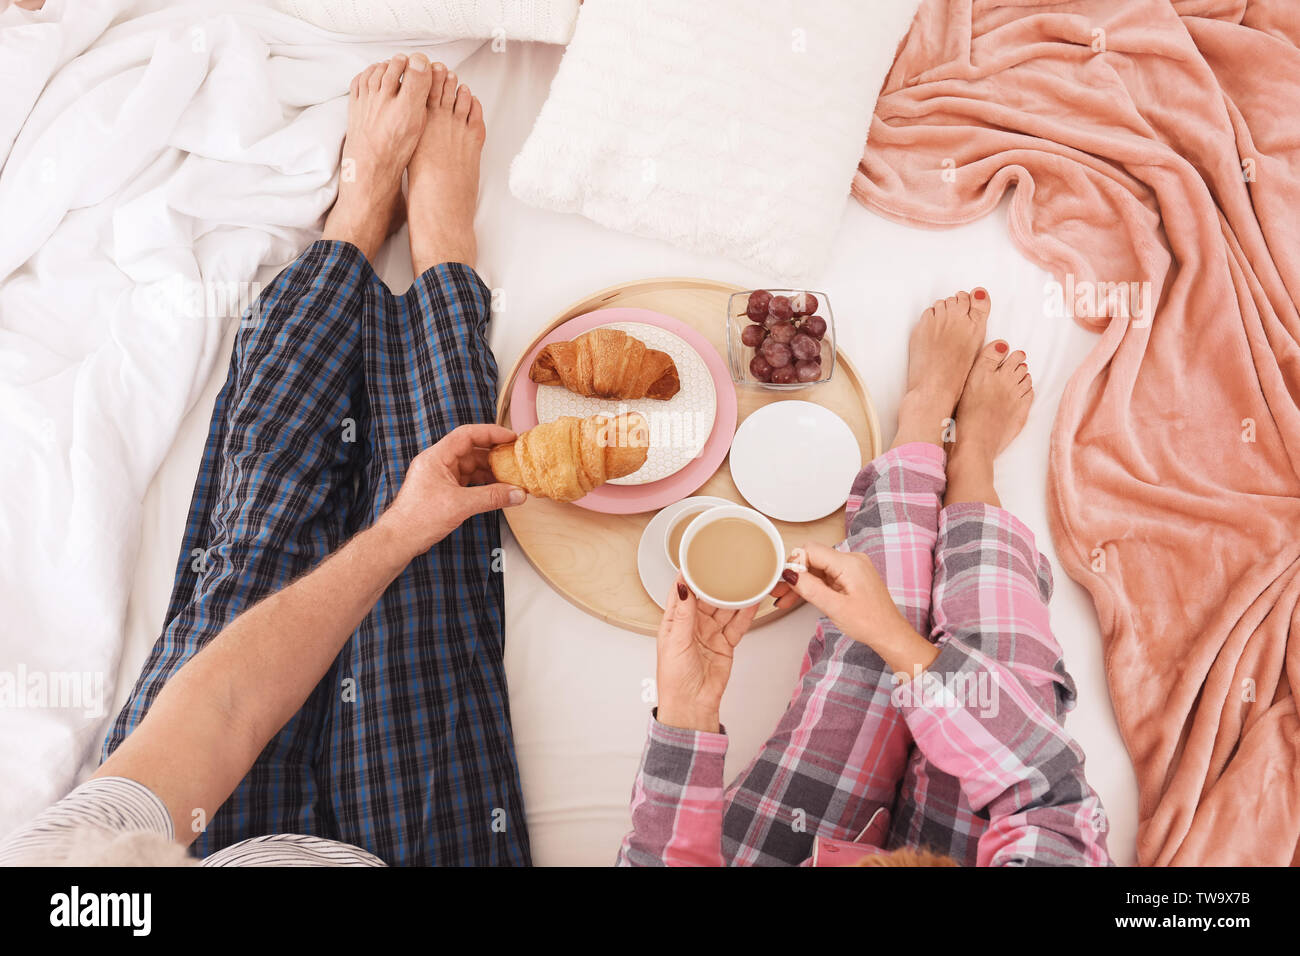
[530,328,680,401]
[489,412,650,502]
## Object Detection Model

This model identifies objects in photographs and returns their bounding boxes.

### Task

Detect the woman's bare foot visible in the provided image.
[406,65,486,274]
[944,341,1033,508]
[892,289,991,449]
[322,54,433,264]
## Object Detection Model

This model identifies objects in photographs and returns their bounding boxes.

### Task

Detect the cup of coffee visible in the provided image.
[677,505,794,608]
[664,505,717,570]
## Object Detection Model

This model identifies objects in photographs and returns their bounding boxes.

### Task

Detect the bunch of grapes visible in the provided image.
[741,290,827,384]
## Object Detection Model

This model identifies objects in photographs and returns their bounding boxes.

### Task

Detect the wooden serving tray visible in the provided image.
[496,277,882,635]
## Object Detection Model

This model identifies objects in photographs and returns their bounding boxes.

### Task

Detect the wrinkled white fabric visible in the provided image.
[0,0,478,835]
[273,0,579,44]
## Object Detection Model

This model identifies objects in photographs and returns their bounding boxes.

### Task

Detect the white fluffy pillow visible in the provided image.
[272,0,580,44]
[510,0,922,279]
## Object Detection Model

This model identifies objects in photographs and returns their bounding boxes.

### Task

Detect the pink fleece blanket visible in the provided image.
[855,0,1300,866]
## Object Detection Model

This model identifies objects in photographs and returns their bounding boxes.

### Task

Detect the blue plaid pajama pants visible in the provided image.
[102,240,531,866]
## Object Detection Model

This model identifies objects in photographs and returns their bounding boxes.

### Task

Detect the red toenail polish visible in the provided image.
[974,289,986,300]
[995,342,1008,353]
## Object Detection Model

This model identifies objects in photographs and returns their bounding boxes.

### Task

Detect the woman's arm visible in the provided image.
[616,578,755,867]
[96,424,523,844]
[617,713,730,867]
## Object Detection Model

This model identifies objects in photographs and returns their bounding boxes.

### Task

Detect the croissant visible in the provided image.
[530,328,680,400]
[490,412,650,502]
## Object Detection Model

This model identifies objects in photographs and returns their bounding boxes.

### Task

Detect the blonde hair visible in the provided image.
[15,827,198,867]
[854,847,959,867]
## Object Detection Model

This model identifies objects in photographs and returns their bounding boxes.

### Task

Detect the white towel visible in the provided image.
[509,0,922,280]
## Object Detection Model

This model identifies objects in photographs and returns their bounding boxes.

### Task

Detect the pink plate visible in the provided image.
[508,308,739,515]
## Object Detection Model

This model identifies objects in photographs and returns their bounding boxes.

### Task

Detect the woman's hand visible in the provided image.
[655,576,759,733]
[382,423,526,556]
[770,542,939,678]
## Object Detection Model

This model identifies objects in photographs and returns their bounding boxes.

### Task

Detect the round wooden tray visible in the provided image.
[496,277,882,635]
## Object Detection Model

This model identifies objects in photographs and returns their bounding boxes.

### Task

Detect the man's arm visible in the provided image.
[96,423,523,844]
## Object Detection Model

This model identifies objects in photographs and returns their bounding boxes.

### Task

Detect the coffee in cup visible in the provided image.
[678,505,791,608]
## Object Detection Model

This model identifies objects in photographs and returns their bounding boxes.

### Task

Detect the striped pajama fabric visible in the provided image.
[102,240,530,866]
[0,777,387,866]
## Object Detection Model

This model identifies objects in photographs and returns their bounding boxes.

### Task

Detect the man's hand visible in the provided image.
[654,576,759,733]
[381,423,526,556]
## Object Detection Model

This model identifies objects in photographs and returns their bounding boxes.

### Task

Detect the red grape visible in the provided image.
[770,365,798,384]
[762,339,792,368]
[795,359,822,383]
[791,292,819,316]
[749,354,773,382]
[763,312,783,330]
[791,333,819,361]
[740,324,766,347]
[748,290,772,314]
[767,295,793,321]
[802,314,828,339]
[769,320,797,344]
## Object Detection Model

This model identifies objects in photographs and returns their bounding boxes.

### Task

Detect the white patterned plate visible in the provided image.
[533,322,717,486]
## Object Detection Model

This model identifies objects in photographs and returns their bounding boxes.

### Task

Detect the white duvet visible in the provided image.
[0,0,478,835]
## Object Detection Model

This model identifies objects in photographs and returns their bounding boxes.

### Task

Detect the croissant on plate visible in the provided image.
[529,328,680,401]
[489,412,650,502]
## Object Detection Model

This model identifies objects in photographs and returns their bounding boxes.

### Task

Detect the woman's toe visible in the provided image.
[980,340,1008,366]
[1000,349,1026,372]
[454,84,472,118]
[365,61,386,92]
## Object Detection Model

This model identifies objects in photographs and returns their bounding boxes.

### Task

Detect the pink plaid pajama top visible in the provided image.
[617,443,1111,867]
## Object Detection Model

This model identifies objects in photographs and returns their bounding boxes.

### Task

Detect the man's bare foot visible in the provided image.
[892,289,991,449]
[406,64,486,274]
[322,54,433,264]
[944,341,1033,508]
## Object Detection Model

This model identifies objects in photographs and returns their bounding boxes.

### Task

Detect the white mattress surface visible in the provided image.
[114,41,1138,865]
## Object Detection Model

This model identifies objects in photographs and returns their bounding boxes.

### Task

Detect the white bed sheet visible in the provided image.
[112,40,1139,866]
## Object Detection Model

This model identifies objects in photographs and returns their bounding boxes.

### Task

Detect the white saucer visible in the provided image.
[728,401,862,522]
[636,495,733,608]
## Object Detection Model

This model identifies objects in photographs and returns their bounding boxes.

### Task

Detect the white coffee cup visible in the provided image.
[677,505,800,608]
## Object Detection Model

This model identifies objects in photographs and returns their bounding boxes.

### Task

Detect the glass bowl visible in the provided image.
[725,289,836,390]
